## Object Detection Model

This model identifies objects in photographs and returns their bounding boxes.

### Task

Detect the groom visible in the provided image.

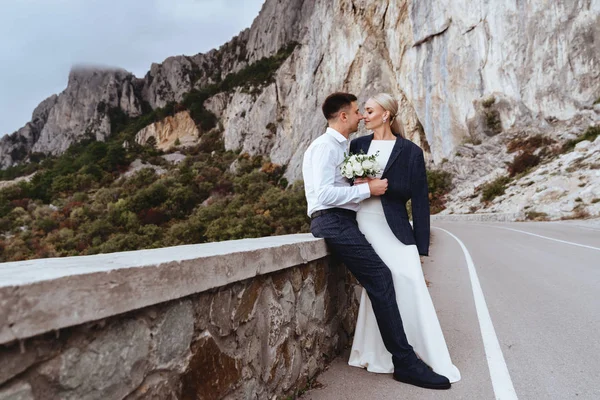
[302,92,450,390]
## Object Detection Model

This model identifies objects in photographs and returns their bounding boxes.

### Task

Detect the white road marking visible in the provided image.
[485,225,600,252]
[434,227,518,400]
[551,222,600,232]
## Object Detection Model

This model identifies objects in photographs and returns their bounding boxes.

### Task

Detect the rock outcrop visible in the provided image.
[440,128,600,220]
[32,67,143,155]
[0,94,57,168]
[134,111,199,150]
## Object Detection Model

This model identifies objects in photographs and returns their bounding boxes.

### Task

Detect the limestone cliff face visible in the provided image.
[212,0,600,180]
[31,67,143,156]
[2,0,599,185]
[0,94,57,168]
[399,0,600,159]
[134,111,200,150]
[0,66,145,168]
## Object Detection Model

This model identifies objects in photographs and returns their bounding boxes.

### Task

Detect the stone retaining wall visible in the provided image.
[431,212,525,222]
[0,234,360,400]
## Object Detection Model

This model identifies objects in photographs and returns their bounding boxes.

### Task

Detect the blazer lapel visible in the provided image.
[382,136,405,177]
[358,134,373,155]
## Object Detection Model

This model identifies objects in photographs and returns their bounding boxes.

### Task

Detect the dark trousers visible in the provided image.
[310,210,417,369]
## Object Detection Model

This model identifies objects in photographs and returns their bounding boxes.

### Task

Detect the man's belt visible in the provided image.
[310,208,356,219]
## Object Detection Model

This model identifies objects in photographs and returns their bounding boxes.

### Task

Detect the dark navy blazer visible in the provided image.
[350,134,431,256]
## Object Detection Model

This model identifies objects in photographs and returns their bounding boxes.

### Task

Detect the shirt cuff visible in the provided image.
[357,183,371,199]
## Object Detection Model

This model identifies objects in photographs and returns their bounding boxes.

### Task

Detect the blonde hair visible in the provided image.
[371,93,404,138]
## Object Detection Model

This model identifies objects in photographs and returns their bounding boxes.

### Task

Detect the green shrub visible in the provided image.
[482,96,495,108]
[51,174,77,194]
[25,171,53,203]
[427,169,453,196]
[128,182,169,213]
[108,107,130,134]
[101,143,127,170]
[525,211,548,221]
[165,214,208,245]
[561,206,590,220]
[163,186,201,219]
[508,152,540,177]
[484,109,502,134]
[481,176,511,203]
[561,125,600,152]
[0,160,41,181]
[506,135,555,154]
[236,153,264,175]
[266,123,277,135]
[197,129,225,153]
[34,217,58,234]
[196,110,218,131]
[81,219,113,244]
[123,168,159,192]
[145,136,157,149]
[427,169,453,214]
[97,232,147,253]
[219,42,298,92]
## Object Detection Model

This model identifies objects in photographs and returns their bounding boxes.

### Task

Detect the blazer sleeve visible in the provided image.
[410,150,431,256]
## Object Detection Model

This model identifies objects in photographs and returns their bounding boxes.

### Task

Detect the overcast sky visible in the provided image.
[0,0,265,136]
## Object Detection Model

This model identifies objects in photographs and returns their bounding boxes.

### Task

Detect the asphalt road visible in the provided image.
[304,220,600,400]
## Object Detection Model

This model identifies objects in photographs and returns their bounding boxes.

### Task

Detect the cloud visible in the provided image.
[0,0,264,136]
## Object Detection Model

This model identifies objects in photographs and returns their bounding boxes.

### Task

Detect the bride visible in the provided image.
[348,93,461,383]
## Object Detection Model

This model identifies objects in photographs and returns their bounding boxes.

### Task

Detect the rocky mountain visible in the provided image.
[1,0,599,193]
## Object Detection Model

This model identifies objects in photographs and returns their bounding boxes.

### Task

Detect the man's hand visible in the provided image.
[354,177,372,185]
[368,178,388,196]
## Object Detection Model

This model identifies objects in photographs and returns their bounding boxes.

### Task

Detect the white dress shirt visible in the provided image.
[302,127,371,217]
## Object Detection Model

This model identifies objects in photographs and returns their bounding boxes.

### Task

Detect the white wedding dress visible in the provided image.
[348,140,461,383]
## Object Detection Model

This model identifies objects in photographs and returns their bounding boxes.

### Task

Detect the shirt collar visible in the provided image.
[325,127,348,144]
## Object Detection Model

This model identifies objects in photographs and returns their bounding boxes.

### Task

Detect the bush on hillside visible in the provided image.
[506,135,555,154]
[508,151,540,177]
[427,169,453,214]
[480,176,511,203]
[561,125,600,153]
[0,42,311,262]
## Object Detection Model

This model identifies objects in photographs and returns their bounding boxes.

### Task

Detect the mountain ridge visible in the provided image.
[1,0,599,184]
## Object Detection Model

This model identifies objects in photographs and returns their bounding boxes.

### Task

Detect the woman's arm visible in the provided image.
[410,150,431,256]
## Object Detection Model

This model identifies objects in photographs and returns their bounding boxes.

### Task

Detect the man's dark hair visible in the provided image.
[322,92,357,120]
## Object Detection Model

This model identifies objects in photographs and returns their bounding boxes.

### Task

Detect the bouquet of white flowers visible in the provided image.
[340,151,381,179]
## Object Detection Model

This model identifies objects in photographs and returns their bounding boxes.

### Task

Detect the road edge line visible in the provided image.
[434,227,518,400]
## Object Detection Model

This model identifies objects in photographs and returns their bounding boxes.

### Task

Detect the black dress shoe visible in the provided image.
[393,359,451,390]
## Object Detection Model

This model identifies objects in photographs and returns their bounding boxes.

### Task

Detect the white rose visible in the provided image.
[341,166,353,179]
[354,166,364,176]
[362,159,374,170]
